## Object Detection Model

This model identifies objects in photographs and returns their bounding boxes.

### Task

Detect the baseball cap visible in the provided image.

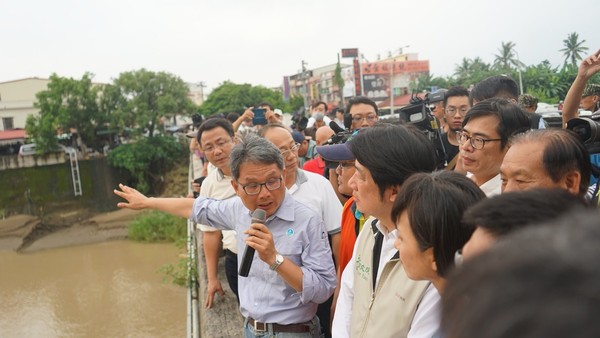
[291,130,305,144]
[274,109,283,117]
[315,130,360,162]
[582,84,600,97]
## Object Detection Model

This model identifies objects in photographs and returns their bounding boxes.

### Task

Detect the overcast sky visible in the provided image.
[1,0,597,94]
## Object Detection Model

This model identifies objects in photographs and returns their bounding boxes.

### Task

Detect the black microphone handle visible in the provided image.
[238,245,255,277]
[329,120,346,134]
[238,209,267,277]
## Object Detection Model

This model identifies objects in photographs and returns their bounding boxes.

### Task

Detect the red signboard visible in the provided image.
[342,48,359,58]
[362,60,429,75]
[353,59,362,96]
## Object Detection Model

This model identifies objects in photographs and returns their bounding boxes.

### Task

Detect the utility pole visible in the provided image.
[301,60,309,109]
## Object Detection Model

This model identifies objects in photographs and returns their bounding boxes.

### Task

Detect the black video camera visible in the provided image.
[566,113,600,154]
[397,92,446,168]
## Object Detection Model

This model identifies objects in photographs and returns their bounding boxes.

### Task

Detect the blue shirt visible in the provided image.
[190,191,336,324]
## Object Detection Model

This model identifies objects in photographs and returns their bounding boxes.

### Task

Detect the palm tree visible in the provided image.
[560,32,589,66]
[493,41,525,71]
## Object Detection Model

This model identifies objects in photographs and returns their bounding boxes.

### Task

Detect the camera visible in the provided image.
[566,113,600,154]
[396,91,447,169]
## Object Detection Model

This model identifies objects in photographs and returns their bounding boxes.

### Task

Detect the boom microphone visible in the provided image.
[239,208,267,277]
[329,120,346,134]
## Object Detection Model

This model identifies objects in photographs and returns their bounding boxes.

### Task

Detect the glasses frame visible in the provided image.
[280,142,300,157]
[238,176,283,195]
[445,106,469,116]
[456,131,502,150]
[351,115,378,123]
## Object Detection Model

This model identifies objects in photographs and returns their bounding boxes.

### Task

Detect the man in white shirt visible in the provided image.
[332,123,440,338]
[457,98,530,196]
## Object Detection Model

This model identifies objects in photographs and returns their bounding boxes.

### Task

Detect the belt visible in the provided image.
[247,318,311,333]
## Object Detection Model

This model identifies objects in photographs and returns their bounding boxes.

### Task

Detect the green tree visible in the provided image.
[111,69,194,138]
[26,73,104,153]
[107,135,185,194]
[198,81,289,116]
[560,32,589,66]
[334,60,345,104]
[493,41,525,72]
[452,57,493,88]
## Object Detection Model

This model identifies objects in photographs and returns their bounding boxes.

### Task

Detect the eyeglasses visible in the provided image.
[456,131,501,150]
[202,139,233,153]
[445,106,469,116]
[336,161,355,170]
[238,177,283,195]
[280,143,300,157]
[351,115,378,123]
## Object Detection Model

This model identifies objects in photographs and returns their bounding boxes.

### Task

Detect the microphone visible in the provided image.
[329,120,346,134]
[239,208,267,277]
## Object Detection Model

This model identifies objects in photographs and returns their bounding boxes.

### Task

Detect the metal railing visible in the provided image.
[186,153,200,338]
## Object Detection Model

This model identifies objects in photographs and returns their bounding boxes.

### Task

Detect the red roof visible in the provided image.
[377,94,426,109]
[0,129,26,141]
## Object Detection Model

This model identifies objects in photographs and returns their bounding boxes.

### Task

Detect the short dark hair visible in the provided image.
[226,112,240,124]
[462,97,530,148]
[443,208,600,338]
[312,101,328,112]
[258,102,273,110]
[229,133,283,180]
[470,75,519,105]
[350,123,437,198]
[391,171,486,277]
[509,129,591,196]
[197,118,235,145]
[345,96,379,116]
[462,188,588,238]
[443,86,470,108]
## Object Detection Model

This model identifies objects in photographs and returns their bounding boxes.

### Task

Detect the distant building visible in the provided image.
[0,77,50,131]
[187,82,205,106]
[285,63,352,110]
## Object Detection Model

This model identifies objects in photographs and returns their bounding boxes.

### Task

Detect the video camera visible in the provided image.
[396,91,447,168]
[566,113,600,154]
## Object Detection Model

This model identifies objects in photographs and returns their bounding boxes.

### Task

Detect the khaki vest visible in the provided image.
[350,217,430,338]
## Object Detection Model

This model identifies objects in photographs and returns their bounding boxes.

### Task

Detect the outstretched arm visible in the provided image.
[113,183,195,219]
[562,49,600,127]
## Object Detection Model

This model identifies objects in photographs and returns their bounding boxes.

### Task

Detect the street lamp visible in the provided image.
[513,49,524,95]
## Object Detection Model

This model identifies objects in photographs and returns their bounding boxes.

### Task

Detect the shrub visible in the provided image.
[128,210,186,242]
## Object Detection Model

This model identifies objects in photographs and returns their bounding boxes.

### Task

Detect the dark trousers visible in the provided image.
[316,294,333,338]
[225,249,240,303]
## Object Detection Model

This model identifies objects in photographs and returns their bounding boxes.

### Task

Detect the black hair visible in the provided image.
[469,75,519,105]
[391,171,486,277]
[258,102,273,110]
[443,208,600,338]
[462,97,530,148]
[443,86,470,108]
[196,118,235,145]
[462,188,588,237]
[509,129,591,196]
[345,96,379,116]
[350,123,437,198]
[226,112,240,124]
[312,101,328,112]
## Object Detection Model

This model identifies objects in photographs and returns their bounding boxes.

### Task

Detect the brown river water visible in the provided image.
[0,241,186,338]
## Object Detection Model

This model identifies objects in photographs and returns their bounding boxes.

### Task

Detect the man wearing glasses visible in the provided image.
[114,134,336,337]
[259,123,342,338]
[457,98,530,196]
[440,86,470,171]
[345,96,379,131]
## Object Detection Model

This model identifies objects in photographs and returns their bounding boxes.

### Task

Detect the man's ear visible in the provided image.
[387,184,401,203]
[231,180,242,197]
[562,170,582,196]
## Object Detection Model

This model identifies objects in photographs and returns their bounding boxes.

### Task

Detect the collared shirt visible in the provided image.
[190,192,336,324]
[299,140,318,168]
[197,169,238,253]
[472,173,502,197]
[333,220,440,338]
[288,169,342,235]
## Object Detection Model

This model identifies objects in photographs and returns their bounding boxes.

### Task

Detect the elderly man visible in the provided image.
[458,98,530,196]
[114,134,336,337]
[500,129,591,197]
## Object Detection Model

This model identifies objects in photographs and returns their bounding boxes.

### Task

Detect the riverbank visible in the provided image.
[0,208,142,252]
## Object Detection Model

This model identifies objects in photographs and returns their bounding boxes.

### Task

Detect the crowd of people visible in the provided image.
[114,48,600,338]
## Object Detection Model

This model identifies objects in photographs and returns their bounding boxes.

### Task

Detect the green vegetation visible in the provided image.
[107,135,185,194]
[198,81,304,116]
[128,210,187,242]
[159,239,198,287]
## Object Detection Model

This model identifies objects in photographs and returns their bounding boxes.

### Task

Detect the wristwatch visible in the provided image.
[270,253,284,271]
